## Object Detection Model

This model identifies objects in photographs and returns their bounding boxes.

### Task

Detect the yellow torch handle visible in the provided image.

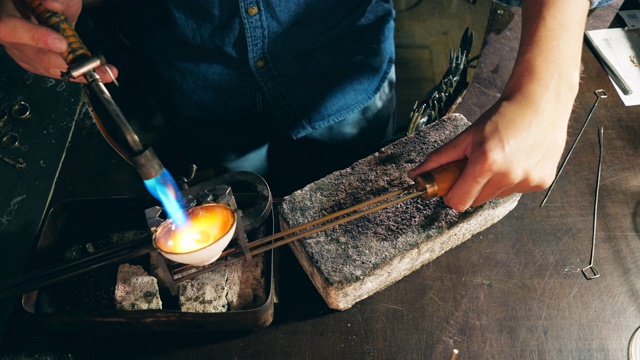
[26,0,92,65]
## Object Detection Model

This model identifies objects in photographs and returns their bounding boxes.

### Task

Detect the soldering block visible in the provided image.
[279,113,521,310]
[115,264,163,311]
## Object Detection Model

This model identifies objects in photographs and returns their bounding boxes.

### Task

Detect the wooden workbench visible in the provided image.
[2,1,639,359]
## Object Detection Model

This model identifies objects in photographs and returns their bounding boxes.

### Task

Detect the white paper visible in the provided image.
[586,28,640,106]
[619,10,640,29]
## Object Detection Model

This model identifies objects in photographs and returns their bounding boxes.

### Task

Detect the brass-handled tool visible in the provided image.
[26,0,92,75]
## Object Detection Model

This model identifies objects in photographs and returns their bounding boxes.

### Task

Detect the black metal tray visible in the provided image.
[20,196,275,333]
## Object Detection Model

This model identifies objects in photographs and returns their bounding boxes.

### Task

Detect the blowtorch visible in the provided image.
[0,0,480,303]
[26,0,186,224]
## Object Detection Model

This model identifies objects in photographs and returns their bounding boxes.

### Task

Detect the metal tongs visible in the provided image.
[0,160,467,299]
[173,160,467,280]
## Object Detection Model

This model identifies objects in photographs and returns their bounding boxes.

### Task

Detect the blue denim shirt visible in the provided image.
[122,0,395,139]
[122,0,609,140]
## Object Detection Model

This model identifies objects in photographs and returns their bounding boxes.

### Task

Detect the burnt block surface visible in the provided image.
[177,254,266,313]
[279,114,520,310]
[115,264,162,311]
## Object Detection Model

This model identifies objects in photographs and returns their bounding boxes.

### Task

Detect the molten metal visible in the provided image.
[156,204,235,254]
[154,203,237,266]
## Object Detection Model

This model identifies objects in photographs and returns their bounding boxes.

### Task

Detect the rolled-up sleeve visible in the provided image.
[495,0,612,8]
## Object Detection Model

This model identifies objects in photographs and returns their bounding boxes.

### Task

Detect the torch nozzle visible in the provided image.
[143,168,188,227]
[131,148,188,227]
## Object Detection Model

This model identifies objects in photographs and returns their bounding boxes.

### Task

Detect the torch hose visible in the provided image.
[26,0,147,161]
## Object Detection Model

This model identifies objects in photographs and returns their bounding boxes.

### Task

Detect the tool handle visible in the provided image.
[26,0,92,65]
[414,159,467,199]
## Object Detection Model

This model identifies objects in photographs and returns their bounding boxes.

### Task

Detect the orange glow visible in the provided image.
[155,204,235,254]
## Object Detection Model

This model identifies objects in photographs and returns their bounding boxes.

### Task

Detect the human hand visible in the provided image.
[408,92,572,212]
[0,0,117,82]
[407,0,589,212]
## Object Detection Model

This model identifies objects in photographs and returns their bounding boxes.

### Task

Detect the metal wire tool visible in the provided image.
[582,126,604,280]
[540,90,607,207]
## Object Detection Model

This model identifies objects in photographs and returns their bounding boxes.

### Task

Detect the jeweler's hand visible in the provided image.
[408,0,589,212]
[0,0,117,82]
[408,93,571,212]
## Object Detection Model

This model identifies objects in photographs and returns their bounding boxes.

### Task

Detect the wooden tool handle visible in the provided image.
[414,159,467,199]
[26,0,91,65]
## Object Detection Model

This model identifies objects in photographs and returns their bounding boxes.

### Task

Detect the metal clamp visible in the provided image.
[63,55,119,86]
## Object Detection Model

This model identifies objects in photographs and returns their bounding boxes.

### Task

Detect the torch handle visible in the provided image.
[414,159,467,199]
[26,0,92,65]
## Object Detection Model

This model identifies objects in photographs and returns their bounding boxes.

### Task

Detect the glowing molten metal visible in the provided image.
[154,203,237,266]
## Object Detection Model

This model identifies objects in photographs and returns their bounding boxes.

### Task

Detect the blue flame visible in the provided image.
[143,168,187,227]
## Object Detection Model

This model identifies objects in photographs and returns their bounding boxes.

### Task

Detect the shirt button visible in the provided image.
[247,5,259,16]
[256,58,265,69]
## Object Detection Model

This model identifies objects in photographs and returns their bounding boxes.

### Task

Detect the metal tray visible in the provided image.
[20,196,275,333]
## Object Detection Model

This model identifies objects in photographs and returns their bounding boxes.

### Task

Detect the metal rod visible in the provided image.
[4,181,431,292]
[451,349,460,360]
[539,90,607,207]
[249,185,415,251]
[203,184,415,262]
[582,126,604,280]
[0,239,154,300]
[174,185,425,282]
[248,189,425,255]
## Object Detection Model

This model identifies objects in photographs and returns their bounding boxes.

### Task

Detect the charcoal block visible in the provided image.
[279,114,520,310]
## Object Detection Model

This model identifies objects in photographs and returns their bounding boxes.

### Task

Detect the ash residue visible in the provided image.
[280,114,470,285]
